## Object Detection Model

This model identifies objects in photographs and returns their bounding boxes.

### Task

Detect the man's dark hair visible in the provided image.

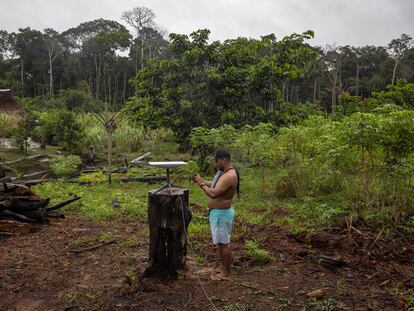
[214,148,231,160]
[235,169,240,198]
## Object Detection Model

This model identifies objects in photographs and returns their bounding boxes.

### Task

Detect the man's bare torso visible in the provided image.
[208,169,237,209]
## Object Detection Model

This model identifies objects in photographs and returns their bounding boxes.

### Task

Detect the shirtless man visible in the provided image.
[194,149,239,280]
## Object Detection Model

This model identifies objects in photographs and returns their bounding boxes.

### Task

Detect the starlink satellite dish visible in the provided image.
[148,161,187,169]
[148,161,187,194]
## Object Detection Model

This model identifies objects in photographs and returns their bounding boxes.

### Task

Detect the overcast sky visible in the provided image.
[1,0,413,47]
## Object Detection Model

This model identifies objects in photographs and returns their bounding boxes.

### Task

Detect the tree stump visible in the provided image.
[144,188,191,279]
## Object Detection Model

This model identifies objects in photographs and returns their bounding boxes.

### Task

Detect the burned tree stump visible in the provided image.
[144,188,192,279]
[1,184,80,224]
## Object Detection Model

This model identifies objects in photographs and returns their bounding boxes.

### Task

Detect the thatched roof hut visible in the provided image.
[0,89,22,113]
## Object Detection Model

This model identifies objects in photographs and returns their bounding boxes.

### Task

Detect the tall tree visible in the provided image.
[121,7,155,73]
[43,28,64,96]
[13,28,48,97]
[62,19,131,100]
[323,45,344,112]
[388,33,412,85]
[0,30,10,59]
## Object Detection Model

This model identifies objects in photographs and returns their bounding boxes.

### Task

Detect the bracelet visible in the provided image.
[200,182,206,188]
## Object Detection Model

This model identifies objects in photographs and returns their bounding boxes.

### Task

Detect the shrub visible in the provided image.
[54,110,84,153]
[79,171,106,182]
[13,112,35,154]
[59,88,94,112]
[272,111,414,227]
[50,155,81,177]
[80,114,146,154]
[0,113,19,138]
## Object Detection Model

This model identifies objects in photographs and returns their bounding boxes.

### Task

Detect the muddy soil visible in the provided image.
[1,214,414,311]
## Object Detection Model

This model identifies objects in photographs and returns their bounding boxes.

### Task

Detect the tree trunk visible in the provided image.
[338,65,342,95]
[108,75,111,104]
[123,71,127,103]
[141,28,144,70]
[355,63,360,96]
[49,53,53,96]
[40,128,46,149]
[295,85,299,104]
[94,56,100,98]
[145,188,191,279]
[113,74,118,105]
[20,59,24,96]
[135,34,139,76]
[392,59,399,85]
[103,67,107,103]
[331,70,338,113]
[107,129,113,184]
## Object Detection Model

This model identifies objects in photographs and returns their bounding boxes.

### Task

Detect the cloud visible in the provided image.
[1,0,413,47]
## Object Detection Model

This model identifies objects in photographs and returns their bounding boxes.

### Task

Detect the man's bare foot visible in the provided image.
[210,273,232,281]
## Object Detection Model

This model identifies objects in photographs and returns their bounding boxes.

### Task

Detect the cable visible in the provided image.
[171,184,220,311]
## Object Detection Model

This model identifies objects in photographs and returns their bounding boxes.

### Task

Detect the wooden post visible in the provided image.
[144,187,191,279]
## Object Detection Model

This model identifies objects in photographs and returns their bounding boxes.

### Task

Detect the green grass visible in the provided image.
[188,214,210,235]
[222,303,250,311]
[31,165,340,235]
[50,155,81,177]
[244,240,272,265]
[308,298,338,311]
[33,180,151,220]
[387,287,414,310]
[30,164,358,238]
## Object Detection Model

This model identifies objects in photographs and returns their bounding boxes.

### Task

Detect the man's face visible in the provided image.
[215,158,224,171]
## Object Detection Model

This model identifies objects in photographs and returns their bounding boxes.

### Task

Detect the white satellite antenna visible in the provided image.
[148,161,187,194]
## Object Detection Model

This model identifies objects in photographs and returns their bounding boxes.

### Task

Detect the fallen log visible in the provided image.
[64,176,166,185]
[9,198,50,212]
[47,210,65,218]
[130,152,151,165]
[0,178,49,190]
[0,210,36,223]
[0,183,41,197]
[46,196,81,211]
[0,182,79,224]
[14,170,49,180]
[0,177,12,183]
[112,167,128,174]
[5,153,48,165]
[119,176,166,183]
[20,178,50,187]
[18,208,48,223]
[0,220,32,234]
[0,166,16,176]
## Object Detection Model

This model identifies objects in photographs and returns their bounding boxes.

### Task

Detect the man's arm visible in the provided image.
[194,175,211,187]
[199,175,232,199]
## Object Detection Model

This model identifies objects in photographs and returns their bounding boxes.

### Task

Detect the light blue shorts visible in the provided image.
[209,207,234,245]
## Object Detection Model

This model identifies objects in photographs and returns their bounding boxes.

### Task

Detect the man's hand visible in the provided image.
[193,174,203,186]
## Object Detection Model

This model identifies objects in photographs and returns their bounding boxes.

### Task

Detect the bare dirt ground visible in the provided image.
[1,213,414,311]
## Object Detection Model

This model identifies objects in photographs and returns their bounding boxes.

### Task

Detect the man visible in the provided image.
[194,149,239,281]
